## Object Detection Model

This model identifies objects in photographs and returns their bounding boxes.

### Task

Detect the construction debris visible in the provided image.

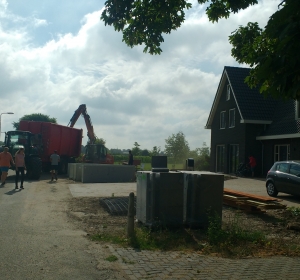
[223,188,286,213]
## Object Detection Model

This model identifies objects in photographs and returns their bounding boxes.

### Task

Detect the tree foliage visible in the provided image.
[94,138,106,145]
[165,131,190,163]
[13,113,57,130]
[141,149,150,156]
[131,141,141,156]
[189,142,210,171]
[101,0,300,99]
[229,0,300,99]
[150,146,161,156]
[101,0,192,55]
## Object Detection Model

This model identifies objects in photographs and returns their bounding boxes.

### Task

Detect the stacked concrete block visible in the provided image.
[136,170,224,228]
[68,163,77,180]
[75,164,83,182]
[68,163,136,183]
[81,164,135,183]
[182,171,224,228]
[136,171,184,227]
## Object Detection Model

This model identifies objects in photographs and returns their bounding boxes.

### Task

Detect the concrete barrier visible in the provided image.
[68,164,135,183]
[136,170,224,228]
[182,171,224,228]
[75,164,83,182]
[136,171,184,227]
[68,163,78,180]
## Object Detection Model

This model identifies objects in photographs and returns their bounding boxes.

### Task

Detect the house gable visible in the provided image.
[205,66,279,129]
[205,68,243,129]
[206,66,300,175]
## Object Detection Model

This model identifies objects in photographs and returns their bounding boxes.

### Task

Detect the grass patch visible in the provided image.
[114,162,184,171]
[287,206,300,217]
[205,213,267,257]
[89,212,300,258]
[129,226,202,251]
[122,257,135,264]
[90,233,128,246]
[105,255,118,262]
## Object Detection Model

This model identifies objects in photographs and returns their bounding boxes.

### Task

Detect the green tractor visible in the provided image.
[0,131,42,180]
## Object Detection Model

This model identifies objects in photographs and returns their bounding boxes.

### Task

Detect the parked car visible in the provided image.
[266,161,300,197]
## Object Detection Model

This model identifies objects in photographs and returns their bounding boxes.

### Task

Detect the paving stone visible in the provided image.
[110,247,300,280]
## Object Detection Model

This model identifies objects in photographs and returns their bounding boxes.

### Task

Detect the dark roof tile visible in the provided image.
[225,66,278,121]
[262,100,300,135]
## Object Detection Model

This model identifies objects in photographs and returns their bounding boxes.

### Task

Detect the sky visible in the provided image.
[0,0,280,151]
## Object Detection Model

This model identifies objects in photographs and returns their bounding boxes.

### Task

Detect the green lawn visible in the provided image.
[114,162,184,171]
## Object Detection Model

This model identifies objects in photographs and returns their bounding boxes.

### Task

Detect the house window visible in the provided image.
[229,109,235,128]
[296,100,300,119]
[216,145,225,173]
[229,144,239,174]
[220,111,226,129]
[274,144,290,161]
[226,85,231,101]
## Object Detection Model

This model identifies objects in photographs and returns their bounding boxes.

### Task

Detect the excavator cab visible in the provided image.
[85,144,108,163]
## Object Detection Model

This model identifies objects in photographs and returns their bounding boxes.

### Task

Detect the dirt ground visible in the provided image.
[66,193,300,256]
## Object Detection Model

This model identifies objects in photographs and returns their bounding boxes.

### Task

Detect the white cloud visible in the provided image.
[0,0,280,150]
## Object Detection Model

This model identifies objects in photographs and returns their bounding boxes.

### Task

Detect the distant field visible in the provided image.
[114,162,184,171]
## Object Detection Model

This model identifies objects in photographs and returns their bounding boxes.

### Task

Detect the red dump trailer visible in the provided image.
[17,121,83,176]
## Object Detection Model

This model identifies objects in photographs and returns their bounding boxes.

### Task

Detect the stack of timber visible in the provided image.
[223,188,286,213]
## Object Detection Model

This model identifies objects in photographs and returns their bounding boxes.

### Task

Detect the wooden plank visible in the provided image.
[257,204,287,210]
[223,199,262,212]
[224,188,280,202]
[223,195,249,201]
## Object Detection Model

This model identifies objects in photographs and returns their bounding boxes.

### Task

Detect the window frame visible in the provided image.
[274,144,290,162]
[216,145,225,173]
[229,108,235,128]
[226,85,231,101]
[220,111,226,129]
[296,100,300,120]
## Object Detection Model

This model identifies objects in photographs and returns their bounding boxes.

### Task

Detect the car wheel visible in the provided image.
[266,181,278,197]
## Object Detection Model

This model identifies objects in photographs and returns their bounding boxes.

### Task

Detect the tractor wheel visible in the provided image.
[27,157,42,180]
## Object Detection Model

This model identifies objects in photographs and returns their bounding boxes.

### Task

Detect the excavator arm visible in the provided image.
[68,104,114,164]
[68,104,97,144]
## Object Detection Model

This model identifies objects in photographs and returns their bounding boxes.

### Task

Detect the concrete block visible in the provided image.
[68,163,77,179]
[75,164,83,181]
[81,164,136,183]
[182,171,224,228]
[136,171,184,227]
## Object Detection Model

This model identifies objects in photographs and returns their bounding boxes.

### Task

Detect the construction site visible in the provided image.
[0,104,293,230]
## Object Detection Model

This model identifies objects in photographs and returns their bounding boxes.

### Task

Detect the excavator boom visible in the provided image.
[68,104,96,144]
[68,104,114,165]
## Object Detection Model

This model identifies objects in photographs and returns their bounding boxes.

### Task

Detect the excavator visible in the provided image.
[68,104,114,164]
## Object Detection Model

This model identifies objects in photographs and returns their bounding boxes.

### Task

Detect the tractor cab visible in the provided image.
[1,130,43,179]
[3,131,42,156]
[4,131,31,156]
